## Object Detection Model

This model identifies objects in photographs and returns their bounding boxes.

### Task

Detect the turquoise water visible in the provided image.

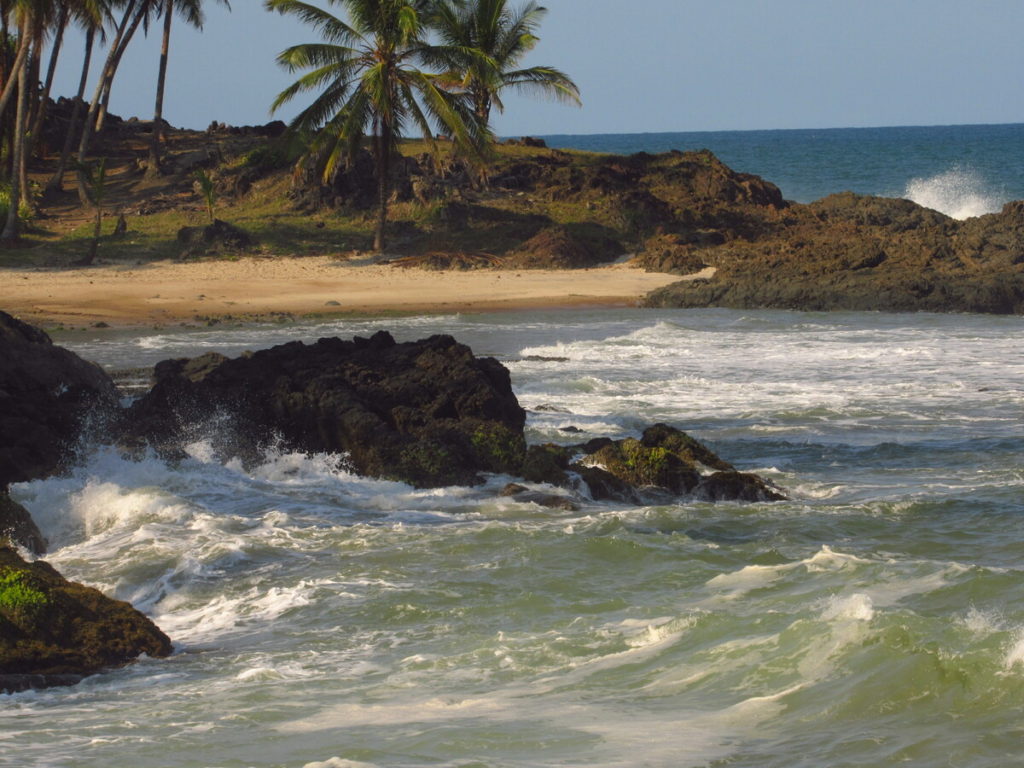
[540,123,1024,214]
[5,307,1024,767]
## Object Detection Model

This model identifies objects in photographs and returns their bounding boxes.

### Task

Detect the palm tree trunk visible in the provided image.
[1,53,29,241]
[29,6,69,157]
[95,3,147,136]
[148,6,173,173]
[79,0,142,204]
[373,124,392,252]
[47,27,94,196]
[0,16,32,124]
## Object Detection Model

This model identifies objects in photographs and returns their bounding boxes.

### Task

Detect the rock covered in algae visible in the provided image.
[0,547,172,693]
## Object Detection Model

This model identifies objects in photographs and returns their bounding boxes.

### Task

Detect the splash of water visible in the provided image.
[903,167,1004,220]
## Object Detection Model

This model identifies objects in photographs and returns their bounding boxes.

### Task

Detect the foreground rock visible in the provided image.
[521,424,785,504]
[0,547,172,693]
[0,311,119,489]
[123,331,528,488]
[121,330,784,502]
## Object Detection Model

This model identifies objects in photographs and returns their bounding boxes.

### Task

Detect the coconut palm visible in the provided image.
[1,0,73,239]
[30,0,105,154]
[266,0,487,251]
[428,0,579,127]
[148,0,230,172]
[46,5,106,195]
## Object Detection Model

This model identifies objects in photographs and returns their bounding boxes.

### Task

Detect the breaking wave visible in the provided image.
[903,167,1004,220]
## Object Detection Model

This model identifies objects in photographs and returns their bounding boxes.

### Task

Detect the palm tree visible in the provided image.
[266,0,486,251]
[76,0,153,203]
[147,0,230,173]
[428,0,579,127]
[29,1,104,155]
[46,8,104,195]
[1,0,68,240]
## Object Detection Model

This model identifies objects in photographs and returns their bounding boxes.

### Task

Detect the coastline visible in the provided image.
[0,257,690,328]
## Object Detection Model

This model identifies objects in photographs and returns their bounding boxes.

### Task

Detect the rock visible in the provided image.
[176,219,254,257]
[0,546,172,693]
[499,483,579,511]
[123,332,527,489]
[644,189,1024,315]
[572,424,784,504]
[506,224,623,269]
[0,311,119,489]
[694,471,787,503]
[0,493,46,555]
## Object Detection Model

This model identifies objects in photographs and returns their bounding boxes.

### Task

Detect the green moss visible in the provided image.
[470,424,526,475]
[0,567,50,627]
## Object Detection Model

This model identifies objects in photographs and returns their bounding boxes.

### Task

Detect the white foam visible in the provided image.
[1004,631,1024,670]
[821,593,875,622]
[904,167,1004,220]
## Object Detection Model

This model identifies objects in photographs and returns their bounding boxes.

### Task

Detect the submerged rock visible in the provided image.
[0,546,172,693]
[0,310,119,489]
[124,331,528,488]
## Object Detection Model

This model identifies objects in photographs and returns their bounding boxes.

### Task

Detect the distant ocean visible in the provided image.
[7,126,1024,768]
[538,122,1024,219]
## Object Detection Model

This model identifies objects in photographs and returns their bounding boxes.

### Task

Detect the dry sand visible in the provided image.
[1,256,698,327]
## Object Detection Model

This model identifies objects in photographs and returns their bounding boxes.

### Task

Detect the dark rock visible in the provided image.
[695,471,786,503]
[584,438,701,495]
[499,483,579,511]
[506,225,623,269]
[176,219,254,257]
[571,424,784,504]
[520,443,572,486]
[0,493,46,555]
[123,332,527,489]
[0,311,119,488]
[0,546,172,692]
[643,188,1024,315]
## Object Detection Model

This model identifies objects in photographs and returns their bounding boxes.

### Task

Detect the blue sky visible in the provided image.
[50,0,1024,136]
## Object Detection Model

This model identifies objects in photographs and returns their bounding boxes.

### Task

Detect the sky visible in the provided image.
[49,0,1024,137]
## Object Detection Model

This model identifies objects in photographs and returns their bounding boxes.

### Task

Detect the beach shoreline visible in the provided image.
[0,256,692,328]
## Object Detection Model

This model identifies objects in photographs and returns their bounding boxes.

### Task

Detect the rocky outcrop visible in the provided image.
[0,311,119,490]
[0,546,172,693]
[521,424,785,504]
[644,192,1024,314]
[123,331,528,488]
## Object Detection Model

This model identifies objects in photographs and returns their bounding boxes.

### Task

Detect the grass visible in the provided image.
[3,132,637,269]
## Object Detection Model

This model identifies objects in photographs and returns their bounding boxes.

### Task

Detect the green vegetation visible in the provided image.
[194,168,217,223]
[265,0,490,251]
[0,567,50,626]
[429,0,580,125]
[470,423,526,474]
[2,0,578,260]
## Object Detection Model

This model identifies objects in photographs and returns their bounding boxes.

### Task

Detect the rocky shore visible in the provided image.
[1,311,783,690]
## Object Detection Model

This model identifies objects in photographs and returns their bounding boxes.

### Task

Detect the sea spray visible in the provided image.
[903,166,1004,219]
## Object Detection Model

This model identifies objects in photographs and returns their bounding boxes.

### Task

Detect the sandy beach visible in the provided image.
[0,256,695,327]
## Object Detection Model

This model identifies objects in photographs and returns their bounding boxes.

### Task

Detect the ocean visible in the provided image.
[542,122,1024,220]
[5,125,1024,768]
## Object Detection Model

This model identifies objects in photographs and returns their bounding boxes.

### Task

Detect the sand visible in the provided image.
[0,256,699,327]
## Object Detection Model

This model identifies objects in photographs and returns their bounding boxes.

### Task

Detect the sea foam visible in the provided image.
[904,167,1004,220]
